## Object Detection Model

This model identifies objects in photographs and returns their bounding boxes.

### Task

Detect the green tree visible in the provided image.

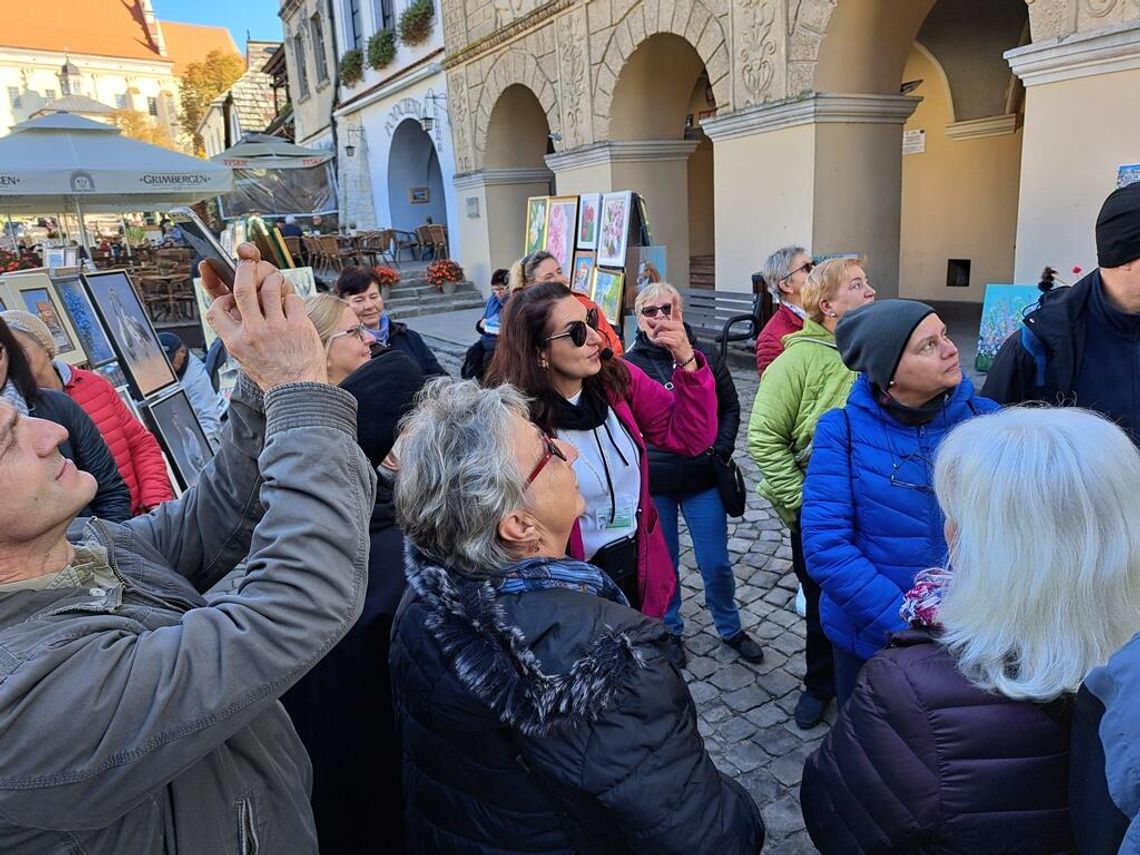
[179,49,246,155]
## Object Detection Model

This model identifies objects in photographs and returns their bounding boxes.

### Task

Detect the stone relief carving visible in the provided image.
[558,11,589,148]
[450,72,472,173]
[493,0,541,30]
[1076,0,1140,32]
[738,0,780,105]
[1085,0,1120,16]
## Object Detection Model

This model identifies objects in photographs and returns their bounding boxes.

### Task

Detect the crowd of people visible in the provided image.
[0,181,1139,854]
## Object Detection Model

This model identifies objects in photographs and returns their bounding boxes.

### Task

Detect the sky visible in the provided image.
[152,0,284,50]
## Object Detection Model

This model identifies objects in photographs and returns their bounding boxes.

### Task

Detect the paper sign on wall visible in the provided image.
[903,129,926,155]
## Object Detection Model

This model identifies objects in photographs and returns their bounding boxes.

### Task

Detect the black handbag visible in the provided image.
[709,449,747,517]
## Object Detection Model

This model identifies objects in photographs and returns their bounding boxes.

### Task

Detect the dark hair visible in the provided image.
[335,265,380,298]
[490,268,509,287]
[484,282,629,433]
[0,318,40,404]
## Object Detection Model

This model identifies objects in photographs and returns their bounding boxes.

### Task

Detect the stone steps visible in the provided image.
[385,279,485,319]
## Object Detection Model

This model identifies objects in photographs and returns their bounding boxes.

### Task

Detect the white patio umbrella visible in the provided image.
[0,112,232,250]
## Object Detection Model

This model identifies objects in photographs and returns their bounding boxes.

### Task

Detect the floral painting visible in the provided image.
[543,196,578,273]
[577,193,601,250]
[597,191,633,268]
[590,267,625,326]
[975,284,1040,373]
[570,252,594,295]
[524,196,549,256]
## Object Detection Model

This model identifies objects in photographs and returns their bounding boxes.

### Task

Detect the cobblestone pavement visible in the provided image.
[428,343,824,853]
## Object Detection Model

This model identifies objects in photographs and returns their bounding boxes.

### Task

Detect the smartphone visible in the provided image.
[167,206,236,290]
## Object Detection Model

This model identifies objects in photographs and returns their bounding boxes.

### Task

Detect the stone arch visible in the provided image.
[592,0,729,139]
[473,49,559,170]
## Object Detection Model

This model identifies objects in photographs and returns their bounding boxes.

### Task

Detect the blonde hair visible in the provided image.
[934,406,1140,701]
[801,257,865,324]
[305,293,351,351]
[634,282,682,315]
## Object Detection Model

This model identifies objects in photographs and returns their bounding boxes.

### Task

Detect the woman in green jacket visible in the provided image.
[747,256,875,728]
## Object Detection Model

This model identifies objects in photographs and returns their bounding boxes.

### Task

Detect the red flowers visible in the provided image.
[425,259,464,290]
[372,265,401,287]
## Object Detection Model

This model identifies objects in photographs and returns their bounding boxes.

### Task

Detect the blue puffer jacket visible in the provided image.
[801,375,999,660]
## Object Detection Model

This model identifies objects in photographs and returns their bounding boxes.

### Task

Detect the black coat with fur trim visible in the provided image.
[390,549,765,854]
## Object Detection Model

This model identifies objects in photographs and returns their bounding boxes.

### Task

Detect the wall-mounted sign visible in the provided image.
[903,128,926,155]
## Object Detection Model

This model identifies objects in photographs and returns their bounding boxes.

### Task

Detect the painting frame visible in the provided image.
[142,386,214,490]
[570,251,595,295]
[53,272,117,367]
[597,191,633,268]
[82,270,178,400]
[975,283,1041,373]
[590,267,625,327]
[543,195,579,273]
[408,186,430,204]
[523,195,549,256]
[576,193,602,250]
[4,271,85,365]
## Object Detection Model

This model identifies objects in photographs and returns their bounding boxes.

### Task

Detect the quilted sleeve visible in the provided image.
[747,350,807,513]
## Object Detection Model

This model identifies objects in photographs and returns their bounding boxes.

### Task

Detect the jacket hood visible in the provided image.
[846,372,979,425]
[403,545,665,737]
[782,317,837,349]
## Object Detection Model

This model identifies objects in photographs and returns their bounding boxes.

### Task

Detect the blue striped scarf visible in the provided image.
[495,556,629,607]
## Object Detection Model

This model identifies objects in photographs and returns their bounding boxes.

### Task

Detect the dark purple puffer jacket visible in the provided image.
[800,630,1076,854]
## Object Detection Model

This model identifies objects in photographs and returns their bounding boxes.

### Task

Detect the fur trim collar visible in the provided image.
[404,546,666,737]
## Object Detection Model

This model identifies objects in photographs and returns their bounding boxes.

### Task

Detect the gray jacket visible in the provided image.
[0,376,375,853]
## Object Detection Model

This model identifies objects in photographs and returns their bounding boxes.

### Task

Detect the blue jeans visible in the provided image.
[655,488,742,640]
[833,647,869,708]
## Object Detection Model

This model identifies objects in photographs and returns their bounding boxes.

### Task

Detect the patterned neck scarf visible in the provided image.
[494,555,629,607]
[1,379,29,416]
[900,567,953,628]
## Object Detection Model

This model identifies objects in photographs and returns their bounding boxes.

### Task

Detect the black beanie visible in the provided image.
[1097,182,1140,268]
[835,299,935,389]
[339,350,425,468]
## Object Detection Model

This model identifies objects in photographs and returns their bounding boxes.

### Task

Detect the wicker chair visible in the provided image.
[426,224,449,260]
[392,229,420,263]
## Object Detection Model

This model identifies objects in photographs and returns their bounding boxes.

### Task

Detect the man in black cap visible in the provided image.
[984,182,1140,440]
[159,331,227,449]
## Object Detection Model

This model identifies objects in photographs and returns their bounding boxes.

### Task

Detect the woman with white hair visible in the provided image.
[800,406,1140,853]
[754,244,812,377]
[389,378,765,854]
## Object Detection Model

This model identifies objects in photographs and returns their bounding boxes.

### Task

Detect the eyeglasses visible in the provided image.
[639,303,673,318]
[544,307,599,347]
[889,452,933,493]
[524,432,568,488]
[786,260,814,279]
[329,323,372,344]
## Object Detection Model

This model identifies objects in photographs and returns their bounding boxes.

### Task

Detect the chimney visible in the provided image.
[138,0,167,56]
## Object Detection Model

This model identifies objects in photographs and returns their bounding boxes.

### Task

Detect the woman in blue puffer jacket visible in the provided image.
[801,300,999,705]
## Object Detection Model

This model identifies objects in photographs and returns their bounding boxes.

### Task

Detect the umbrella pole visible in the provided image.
[121,214,132,259]
[74,199,91,264]
[5,213,13,249]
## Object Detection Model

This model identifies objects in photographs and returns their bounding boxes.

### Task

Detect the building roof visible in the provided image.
[196,42,282,140]
[33,94,114,118]
[161,21,240,76]
[2,0,165,63]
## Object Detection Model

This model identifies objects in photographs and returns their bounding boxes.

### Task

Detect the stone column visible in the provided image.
[1006,22,1140,282]
[704,93,921,297]
[546,140,699,288]
[453,167,553,294]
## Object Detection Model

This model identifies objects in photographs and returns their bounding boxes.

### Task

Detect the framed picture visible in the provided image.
[576,193,602,250]
[54,273,117,366]
[6,271,85,365]
[408,186,430,204]
[543,196,578,273]
[590,267,625,327]
[634,246,667,292]
[523,196,549,256]
[82,270,178,400]
[597,191,633,268]
[975,284,1041,373]
[570,251,595,295]
[44,246,68,270]
[95,361,128,389]
[143,387,214,489]
[115,385,143,423]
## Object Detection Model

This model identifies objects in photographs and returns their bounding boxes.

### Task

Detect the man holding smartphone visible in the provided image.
[0,244,374,853]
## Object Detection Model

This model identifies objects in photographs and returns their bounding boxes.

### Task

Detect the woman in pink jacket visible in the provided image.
[486,282,717,618]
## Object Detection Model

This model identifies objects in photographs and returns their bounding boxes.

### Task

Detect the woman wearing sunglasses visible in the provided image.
[485,282,717,617]
[625,283,763,668]
[305,294,375,385]
[800,300,998,705]
[507,250,625,356]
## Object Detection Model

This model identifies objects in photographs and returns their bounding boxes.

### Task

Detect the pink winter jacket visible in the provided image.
[568,355,718,618]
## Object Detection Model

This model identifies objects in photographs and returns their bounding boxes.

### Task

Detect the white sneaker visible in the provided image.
[795,584,807,618]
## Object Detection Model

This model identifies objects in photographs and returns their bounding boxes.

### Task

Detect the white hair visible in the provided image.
[761,245,807,301]
[633,282,682,315]
[934,406,1140,701]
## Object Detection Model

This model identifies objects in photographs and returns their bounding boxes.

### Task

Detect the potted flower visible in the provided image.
[373,264,401,300]
[339,49,364,87]
[398,0,434,46]
[367,29,397,70]
[426,259,464,295]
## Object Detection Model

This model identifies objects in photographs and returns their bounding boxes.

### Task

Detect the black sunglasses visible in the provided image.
[545,307,600,347]
[639,303,673,318]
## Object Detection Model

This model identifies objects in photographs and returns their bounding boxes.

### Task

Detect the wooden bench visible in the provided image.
[677,279,774,363]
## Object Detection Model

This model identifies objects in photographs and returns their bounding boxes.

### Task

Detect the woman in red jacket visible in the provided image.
[6,311,173,514]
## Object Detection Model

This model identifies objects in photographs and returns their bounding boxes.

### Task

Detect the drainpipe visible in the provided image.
[326,0,342,219]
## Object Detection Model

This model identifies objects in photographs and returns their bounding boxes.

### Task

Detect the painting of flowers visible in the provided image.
[975,284,1041,373]
[597,191,633,268]
[590,267,625,326]
[577,193,601,250]
[543,196,578,273]
[524,196,549,256]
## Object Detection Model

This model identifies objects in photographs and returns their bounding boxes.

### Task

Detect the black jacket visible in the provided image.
[390,549,764,854]
[31,389,132,521]
[281,476,406,854]
[380,321,447,378]
[623,326,740,496]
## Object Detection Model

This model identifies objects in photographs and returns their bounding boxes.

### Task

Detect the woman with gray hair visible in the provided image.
[754,245,812,377]
[389,378,765,855]
[801,406,1140,852]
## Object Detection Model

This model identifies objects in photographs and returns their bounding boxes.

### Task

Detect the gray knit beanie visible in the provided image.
[835,299,935,388]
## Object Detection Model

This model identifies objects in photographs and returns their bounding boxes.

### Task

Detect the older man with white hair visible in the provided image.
[0,246,374,853]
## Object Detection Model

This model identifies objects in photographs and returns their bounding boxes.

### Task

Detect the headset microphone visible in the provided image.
[599,347,614,361]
